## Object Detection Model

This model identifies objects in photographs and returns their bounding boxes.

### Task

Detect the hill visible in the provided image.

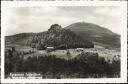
[5,22,120,49]
[6,24,94,50]
[65,22,120,48]
[27,24,94,49]
[5,33,35,46]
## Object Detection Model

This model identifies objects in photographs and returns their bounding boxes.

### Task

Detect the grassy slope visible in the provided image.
[65,22,120,48]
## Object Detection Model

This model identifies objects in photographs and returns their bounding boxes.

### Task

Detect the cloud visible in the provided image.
[14,7,30,16]
[3,6,123,36]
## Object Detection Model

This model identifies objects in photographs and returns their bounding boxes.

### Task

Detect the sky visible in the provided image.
[3,6,123,36]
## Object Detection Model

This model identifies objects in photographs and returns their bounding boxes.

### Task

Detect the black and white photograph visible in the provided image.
[1,1,127,83]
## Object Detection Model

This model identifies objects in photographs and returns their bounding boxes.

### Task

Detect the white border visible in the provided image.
[1,1,127,83]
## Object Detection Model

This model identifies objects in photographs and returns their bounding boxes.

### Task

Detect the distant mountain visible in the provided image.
[65,22,120,48]
[6,22,120,49]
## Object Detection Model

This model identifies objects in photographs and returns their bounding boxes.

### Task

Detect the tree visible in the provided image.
[67,50,71,60]
[36,42,46,50]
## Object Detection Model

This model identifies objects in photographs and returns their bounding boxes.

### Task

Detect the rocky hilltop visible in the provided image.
[27,24,94,50]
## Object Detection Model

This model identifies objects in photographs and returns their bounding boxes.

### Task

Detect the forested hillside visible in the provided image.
[27,24,94,50]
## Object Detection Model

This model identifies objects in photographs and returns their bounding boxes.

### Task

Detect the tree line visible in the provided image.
[27,24,94,50]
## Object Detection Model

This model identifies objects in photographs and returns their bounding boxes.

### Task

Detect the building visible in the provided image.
[76,48,84,51]
[46,47,54,49]
[46,46,54,52]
